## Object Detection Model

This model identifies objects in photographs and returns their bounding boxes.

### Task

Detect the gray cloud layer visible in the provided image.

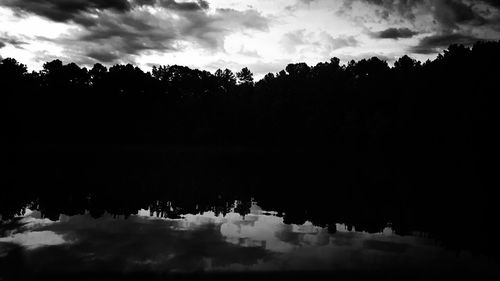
[2,0,499,64]
[1,0,212,23]
[1,0,132,22]
[0,0,269,64]
[0,33,27,49]
[349,0,495,27]
[410,33,481,54]
[373,28,418,39]
[343,0,500,54]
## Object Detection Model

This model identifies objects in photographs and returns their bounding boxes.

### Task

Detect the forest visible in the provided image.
[3,41,499,255]
[4,41,497,147]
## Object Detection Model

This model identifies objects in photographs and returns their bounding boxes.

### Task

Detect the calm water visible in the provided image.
[3,148,499,279]
[1,201,498,280]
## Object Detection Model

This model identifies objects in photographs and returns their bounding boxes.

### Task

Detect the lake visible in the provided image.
[2,146,499,280]
[1,201,499,281]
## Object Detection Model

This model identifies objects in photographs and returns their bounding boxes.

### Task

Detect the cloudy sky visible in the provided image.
[1,0,499,78]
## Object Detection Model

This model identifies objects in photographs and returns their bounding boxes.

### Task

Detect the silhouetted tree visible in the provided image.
[0,58,27,82]
[214,68,236,92]
[3,41,500,257]
[236,67,254,85]
[394,55,420,72]
[89,63,108,86]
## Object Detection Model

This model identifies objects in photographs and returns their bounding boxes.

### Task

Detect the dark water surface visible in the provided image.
[1,203,498,280]
[2,146,499,280]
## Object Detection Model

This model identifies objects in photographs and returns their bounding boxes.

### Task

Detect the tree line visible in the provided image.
[2,41,499,255]
[4,41,498,186]
[3,41,497,146]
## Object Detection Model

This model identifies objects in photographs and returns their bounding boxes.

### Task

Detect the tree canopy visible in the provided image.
[3,41,499,256]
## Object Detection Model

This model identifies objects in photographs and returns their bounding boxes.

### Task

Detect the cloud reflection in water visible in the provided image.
[0,205,497,276]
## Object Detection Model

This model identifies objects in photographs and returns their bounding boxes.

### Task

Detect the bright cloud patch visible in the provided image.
[0,230,67,249]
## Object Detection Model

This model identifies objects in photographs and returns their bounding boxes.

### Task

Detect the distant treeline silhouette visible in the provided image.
[3,41,499,256]
[3,41,497,147]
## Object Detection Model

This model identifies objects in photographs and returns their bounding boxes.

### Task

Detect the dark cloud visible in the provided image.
[198,0,210,10]
[86,51,122,63]
[410,33,480,54]
[0,0,269,64]
[135,0,157,6]
[76,12,178,58]
[1,1,211,24]
[158,0,210,11]
[347,0,499,29]
[30,11,178,65]
[1,0,131,23]
[0,33,27,48]
[343,1,499,55]
[433,0,486,30]
[373,27,419,39]
[136,0,210,10]
[75,7,268,62]
[359,0,424,21]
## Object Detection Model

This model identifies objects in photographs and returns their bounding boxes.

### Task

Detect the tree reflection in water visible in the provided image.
[3,147,499,257]
[1,203,499,280]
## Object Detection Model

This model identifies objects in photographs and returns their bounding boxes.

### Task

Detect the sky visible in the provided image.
[1,0,499,78]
